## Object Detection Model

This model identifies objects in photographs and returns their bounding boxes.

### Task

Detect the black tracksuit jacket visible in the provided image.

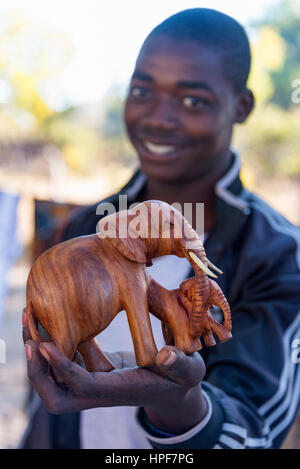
[22,153,300,449]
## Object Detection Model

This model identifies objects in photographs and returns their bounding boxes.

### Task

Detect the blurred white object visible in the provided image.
[0,191,21,332]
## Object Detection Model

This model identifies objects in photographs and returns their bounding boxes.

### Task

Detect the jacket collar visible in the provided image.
[215,152,249,215]
[209,152,251,258]
[119,151,250,257]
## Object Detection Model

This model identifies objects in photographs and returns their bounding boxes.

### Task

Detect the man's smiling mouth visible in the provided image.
[143,141,176,155]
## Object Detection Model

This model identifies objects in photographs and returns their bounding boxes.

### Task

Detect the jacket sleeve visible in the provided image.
[136,227,300,449]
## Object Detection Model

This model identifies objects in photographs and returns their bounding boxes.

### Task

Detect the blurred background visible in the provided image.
[0,0,300,449]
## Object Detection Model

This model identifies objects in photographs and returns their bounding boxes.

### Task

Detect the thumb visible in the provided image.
[155,346,206,387]
[39,342,91,390]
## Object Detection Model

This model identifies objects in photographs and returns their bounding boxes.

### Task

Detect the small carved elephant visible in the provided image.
[177,277,232,346]
[26,200,231,371]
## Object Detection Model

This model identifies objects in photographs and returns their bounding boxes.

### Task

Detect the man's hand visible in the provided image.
[22,309,207,435]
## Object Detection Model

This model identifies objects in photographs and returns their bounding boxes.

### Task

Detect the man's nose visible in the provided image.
[141,97,179,131]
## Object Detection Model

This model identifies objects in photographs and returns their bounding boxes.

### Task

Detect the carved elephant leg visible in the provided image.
[78,338,115,372]
[202,329,216,347]
[190,309,230,346]
[161,322,175,346]
[146,273,201,354]
[208,316,232,342]
[123,290,158,367]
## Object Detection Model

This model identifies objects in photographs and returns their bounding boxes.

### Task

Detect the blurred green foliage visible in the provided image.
[234,0,300,184]
[253,0,300,109]
[0,11,135,175]
[0,2,300,183]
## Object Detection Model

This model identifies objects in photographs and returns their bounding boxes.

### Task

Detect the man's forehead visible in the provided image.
[134,37,224,89]
[136,37,222,72]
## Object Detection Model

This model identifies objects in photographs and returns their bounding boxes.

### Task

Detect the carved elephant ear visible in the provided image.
[98,210,148,264]
[107,236,147,264]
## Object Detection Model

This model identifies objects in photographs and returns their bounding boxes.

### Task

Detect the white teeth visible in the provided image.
[144,141,176,155]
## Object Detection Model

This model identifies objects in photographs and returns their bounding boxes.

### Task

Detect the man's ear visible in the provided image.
[234,89,255,124]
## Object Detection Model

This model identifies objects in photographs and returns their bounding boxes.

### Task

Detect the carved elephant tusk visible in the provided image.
[207,259,223,275]
[188,251,218,278]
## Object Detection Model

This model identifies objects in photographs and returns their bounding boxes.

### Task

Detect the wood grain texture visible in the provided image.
[26,200,232,370]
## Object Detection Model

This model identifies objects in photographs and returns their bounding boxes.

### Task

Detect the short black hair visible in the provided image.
[143,8,251,94]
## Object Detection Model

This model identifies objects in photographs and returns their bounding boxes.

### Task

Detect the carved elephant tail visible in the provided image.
[26,301,45,343]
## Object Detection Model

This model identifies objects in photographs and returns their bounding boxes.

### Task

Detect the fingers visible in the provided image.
[26,340,65,412]
[37,344,143,407]
[73,350,86,369]
[155,346,206,387]
[22,309,32,344]
[89,347,206,407]
[26,340,93,414]
[25,336,205,412]
[38,342,95,396]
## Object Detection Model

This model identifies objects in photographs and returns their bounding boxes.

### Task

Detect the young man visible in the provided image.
[22,9,300,449]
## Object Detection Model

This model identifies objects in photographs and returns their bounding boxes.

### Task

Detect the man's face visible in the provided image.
[124,35,247,184]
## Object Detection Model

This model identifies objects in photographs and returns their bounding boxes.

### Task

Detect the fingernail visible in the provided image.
[25,344,32,361]
[162,350,176,366]
[39,344,50,362]
[22,311,27,327]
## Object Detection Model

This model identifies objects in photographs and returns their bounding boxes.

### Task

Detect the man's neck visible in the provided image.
[139,176,215,206]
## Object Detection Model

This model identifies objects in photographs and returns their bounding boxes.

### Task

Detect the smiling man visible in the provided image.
[21,9,300,450]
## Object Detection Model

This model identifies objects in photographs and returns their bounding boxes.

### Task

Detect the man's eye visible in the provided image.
[129,86,150,98]
[182,96,210,109]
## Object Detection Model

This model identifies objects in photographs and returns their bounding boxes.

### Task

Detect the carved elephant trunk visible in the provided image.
[179,220,213,337]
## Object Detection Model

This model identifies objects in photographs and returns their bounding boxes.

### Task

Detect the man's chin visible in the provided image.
[140,162,186,185]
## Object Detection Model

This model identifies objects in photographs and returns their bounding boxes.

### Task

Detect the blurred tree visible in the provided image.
[0,10,72,133]
[102,93,124,138]
[43,117,102,174]
[234,0,300,186]
[253,0,300,109]
[98,90,136,167]
[248,26,286,106]
[0,11,135,176]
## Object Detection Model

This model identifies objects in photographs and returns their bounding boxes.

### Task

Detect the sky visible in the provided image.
[0,0,281,109]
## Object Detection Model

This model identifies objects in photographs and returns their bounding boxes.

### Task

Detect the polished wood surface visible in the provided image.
[26,200,231,370]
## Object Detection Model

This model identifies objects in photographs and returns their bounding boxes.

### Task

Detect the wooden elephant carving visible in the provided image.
[26,200,232,371]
